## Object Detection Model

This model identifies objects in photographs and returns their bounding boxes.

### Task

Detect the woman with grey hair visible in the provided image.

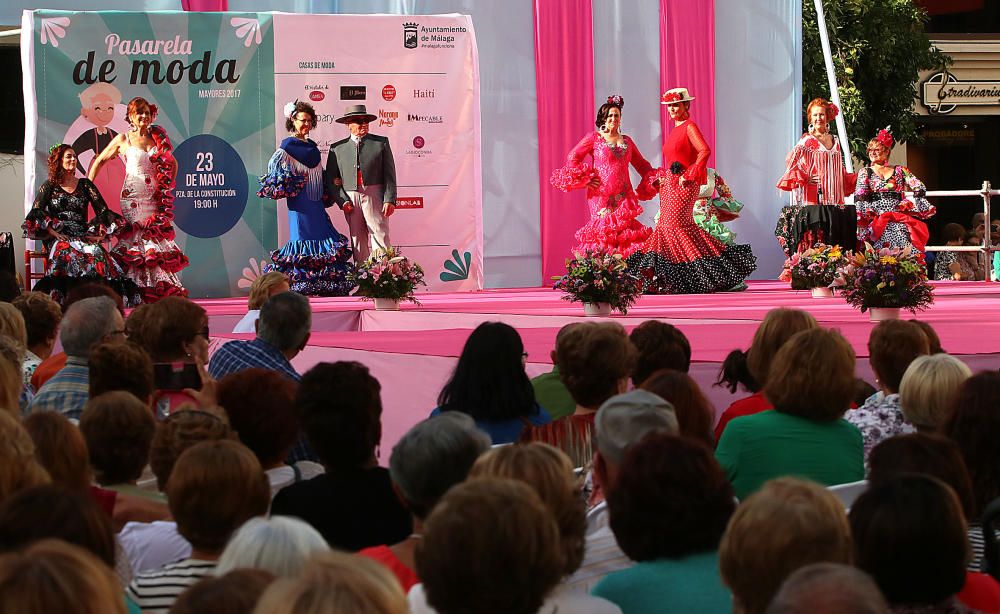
[358,412,491,591]
[216,516,328,578]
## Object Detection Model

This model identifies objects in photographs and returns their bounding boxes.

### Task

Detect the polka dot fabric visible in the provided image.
[628,176,756,294]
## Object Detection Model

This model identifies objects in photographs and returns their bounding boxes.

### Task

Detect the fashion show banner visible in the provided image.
[23,10,483,297]
[270,13,483,293]
[22,9,278,298]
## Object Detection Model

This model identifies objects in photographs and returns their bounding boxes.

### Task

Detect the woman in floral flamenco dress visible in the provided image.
[627,88,756,294]
[550,95,655,258]
[257,100,354,296]
[855,128,935,254]
[89,97,188,301]
[23,144,140,306]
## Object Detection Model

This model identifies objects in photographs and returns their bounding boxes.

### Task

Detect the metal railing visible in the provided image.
[920,181,996,280]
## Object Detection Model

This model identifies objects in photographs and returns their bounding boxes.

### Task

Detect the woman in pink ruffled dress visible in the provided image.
[550,95,656,257]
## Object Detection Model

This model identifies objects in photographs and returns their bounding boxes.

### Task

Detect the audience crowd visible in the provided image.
[0,281,998,614]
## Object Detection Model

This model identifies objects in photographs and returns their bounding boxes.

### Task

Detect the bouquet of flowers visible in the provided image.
[779,244,850,289]
[831,244,933,313]
[553,251,642,315]
[351,247,426,303]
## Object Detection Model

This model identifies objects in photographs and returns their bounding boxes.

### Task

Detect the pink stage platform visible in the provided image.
[204,281,1000,455]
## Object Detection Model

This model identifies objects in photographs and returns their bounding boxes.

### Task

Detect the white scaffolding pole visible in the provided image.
[814,0,853,173]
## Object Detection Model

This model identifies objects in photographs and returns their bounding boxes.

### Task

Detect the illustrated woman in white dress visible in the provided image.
[89,97,189,302]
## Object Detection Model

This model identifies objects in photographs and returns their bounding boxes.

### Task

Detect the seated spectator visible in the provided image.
[592,434,734,613]
[256,550,407,614]
[169,568,275,614]
[851,474,1000,613]
[911,319,944,354]
[232,271,290,333]
[0,337,24,416]
[142,297,209,417]
[410,478,566,614]
[0,304,30,412]
[0,540,126,614]
[935,223,977,281]
[945,372,1000,550]
[209,291,310,383]
[270,362,410,551]
[0,485,117,578]
[216,516,328,577]
[0,411,50,505]
[22,411,92,495]
[30,283,124,391]
[80,391,159,501]
[899,354,970,433]
[88,341,155,406]
[641,369,715,446]
[124,303,152,347]
[433,321,550,445]
[216,368,321,497]
[719,477,853,614]
[28,296,124,420]
[119,410,234,575]
[716,328,864,500]
[868,433,984,572]
[530,323,581,421]
[11,292,61,388]
[766,563,889,614]
[715,308,818,440]
[526,322,635,466]
[358,412,490,591]
[127,440,270,614]
[470,443,620,612]
[629,320,692,386]
[565,390,678,592]
[847,320,929,458]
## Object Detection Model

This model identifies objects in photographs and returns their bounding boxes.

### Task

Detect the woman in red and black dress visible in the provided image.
[627,88,756,294]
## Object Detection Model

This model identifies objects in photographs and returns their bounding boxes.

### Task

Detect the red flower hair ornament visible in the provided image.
[875,126,894,150]
[606,94,624,108]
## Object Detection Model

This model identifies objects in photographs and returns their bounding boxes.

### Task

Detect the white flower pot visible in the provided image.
[583,302,613,317]
[810,287,834,298]
[869,307,901,322]
[374,297,401,311]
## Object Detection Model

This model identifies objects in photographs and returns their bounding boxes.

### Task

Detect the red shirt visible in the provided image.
[88,485,117,517]
[714,391,772,443]
[31,352,68,391]
[357,544,418,592]
[959,571,1000,613]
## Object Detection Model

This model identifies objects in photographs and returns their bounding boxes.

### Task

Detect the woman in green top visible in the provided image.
[592,434,735,613]
[715,328,864,500]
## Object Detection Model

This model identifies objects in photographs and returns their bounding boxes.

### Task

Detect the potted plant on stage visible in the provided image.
[352,247,426,310]
[780,243,850,297]
[831,244,933,321]
[553,251,642,316]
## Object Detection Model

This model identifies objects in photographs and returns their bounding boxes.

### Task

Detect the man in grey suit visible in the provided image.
[326,104,396,264]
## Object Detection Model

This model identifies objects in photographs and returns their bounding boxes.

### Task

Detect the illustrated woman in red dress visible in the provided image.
[627,88,756,294]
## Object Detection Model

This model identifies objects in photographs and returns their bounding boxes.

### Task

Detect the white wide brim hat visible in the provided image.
[660,87,695,104]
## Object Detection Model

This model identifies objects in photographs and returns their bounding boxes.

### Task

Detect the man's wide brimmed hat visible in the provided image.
[336,104,377,124]
[660,88,695,104]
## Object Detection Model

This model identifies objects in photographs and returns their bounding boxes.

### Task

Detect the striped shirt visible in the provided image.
[126,558,216,614]
[778,134,853,206]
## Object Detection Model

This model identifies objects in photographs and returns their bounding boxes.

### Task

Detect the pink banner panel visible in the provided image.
[533,0,596,282]
[181,0,227,10]
[659,0,715,167]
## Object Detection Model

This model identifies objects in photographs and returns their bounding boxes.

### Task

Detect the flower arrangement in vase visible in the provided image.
[351,247,425,308]
[779,243,850,295]
[553,251,642,316]
[831,244,933,319]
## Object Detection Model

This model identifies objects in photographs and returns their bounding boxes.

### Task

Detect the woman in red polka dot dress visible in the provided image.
[627,88,756,294]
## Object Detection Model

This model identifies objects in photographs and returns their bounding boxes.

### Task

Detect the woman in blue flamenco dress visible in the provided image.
[258,101,354,296]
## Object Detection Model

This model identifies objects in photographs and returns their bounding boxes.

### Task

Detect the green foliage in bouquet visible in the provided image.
[553,251,642,315]
[831,244,933,313]
[351,247,426,303]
